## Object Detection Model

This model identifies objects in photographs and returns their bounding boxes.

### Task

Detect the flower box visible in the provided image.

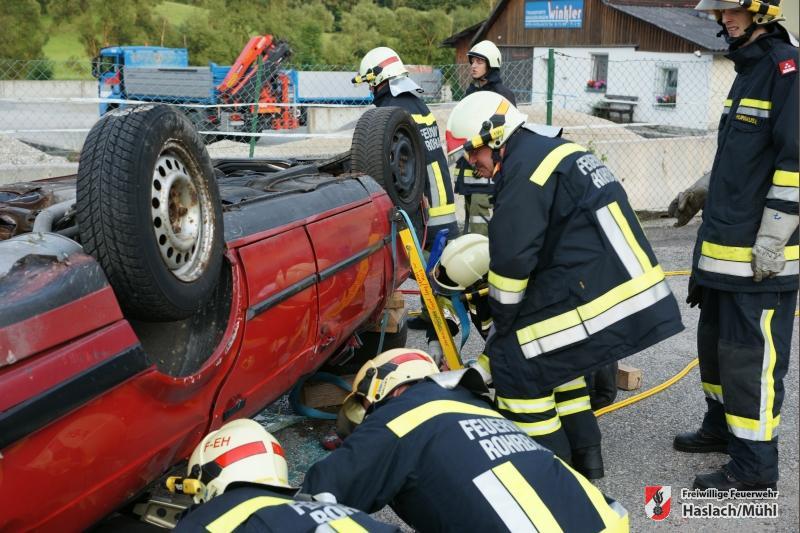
[586,79,607,92]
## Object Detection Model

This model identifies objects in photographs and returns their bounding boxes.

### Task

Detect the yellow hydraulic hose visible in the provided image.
[596,359,699,417]
[664,270,691,276]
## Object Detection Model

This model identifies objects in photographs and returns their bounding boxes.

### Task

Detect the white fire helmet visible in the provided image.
[352,47,409,87]
[694,0,784,25]
[432,233,490,293]
[468,40,502,69]
[445,92,527,156]
[340,348,439,426]
[168,418,291,504]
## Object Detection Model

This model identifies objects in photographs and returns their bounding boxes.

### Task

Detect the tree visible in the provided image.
[394,7,453,65]
[450,4,489,35]
[0,0,46,61]
[324,0,399,64]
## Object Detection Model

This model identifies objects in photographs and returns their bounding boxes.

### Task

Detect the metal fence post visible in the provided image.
[546,48,555,126]
[249,55,264,159]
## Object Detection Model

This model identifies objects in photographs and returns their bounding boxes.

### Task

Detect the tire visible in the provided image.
[184,108,219,145]
[77,105,224,321]
[351,107,426,234]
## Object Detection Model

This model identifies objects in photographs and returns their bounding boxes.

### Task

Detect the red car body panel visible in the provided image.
[0,175,409,531]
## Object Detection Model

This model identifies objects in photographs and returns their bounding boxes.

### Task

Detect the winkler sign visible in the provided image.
[524,0,584,29]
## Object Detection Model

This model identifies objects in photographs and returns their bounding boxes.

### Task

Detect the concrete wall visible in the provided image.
[307,106,366,133]
[706,55,737,129]
[0,80,96,98]
[0,163,78,185]
[591,135,716,211]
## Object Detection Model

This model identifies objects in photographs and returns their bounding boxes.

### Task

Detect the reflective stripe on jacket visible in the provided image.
[175,485,399,533]
[693,30,799,292]
[301,380,628,533]
[486,129,684,391]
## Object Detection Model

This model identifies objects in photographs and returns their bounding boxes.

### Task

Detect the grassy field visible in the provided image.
[41,1,205,80]
[153,1,201,26]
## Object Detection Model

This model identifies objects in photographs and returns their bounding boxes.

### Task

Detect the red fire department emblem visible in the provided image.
[779,59,797,75]
[645,485,671,521]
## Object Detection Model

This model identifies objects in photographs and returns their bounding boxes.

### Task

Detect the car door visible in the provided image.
[213,225,319,422]
[306,200,387,366]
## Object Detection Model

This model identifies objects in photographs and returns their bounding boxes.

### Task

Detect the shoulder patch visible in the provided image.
[778,59,797,76]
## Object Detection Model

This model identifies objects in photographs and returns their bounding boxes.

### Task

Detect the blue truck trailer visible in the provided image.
[92,40,299,139]
[91,43,444,140]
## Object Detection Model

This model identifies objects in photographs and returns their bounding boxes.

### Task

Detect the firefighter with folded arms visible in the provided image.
[456,40,517,237]
[668,0,798,491]
[171,419,398,532]
[353,47,459,242]
[444,92,684,479]
[302,348,629,533]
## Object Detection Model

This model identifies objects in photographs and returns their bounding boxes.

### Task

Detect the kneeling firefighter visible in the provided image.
[303,349,629,533]
[171,419,398,532]
[445,92,685,478]
[353,47,459,243]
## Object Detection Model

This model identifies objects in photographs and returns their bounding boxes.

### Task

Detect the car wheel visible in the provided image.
[351,107,425,236]
[77,105,224,321]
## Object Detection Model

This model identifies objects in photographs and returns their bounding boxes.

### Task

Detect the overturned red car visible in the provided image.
[0,104,426,530]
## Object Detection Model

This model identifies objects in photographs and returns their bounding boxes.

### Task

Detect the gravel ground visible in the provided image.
[0,134,70,166]
[269,216,799,532]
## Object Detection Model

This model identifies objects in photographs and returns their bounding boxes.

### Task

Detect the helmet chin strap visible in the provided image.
[490,149,503,177]
[717,19,759,50]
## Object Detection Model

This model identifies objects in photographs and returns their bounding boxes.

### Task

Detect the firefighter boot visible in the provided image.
[572,446,604,480]
[673,429,728,454]
[693,465,777,491]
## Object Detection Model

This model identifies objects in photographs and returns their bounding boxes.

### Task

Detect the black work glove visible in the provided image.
[425,318,460,343]
[468,292,492,340]
[686,276,703,309]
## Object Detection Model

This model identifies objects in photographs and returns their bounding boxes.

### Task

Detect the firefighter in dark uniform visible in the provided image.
[169,419,398,532]
[455,40,517,237]
[445,92,685,479]
[668,0,797,491]
[303,349,629,533]
[353,47,459,242]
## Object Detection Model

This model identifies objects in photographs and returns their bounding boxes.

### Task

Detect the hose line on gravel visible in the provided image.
[595,358,699,417]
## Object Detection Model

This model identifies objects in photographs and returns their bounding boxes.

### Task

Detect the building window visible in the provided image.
[587,54,608,92]
[656,67,678,105]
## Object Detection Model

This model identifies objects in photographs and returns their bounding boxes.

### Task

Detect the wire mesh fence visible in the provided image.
[0,50,736,210]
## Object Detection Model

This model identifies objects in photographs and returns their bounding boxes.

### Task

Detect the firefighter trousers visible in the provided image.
[488,335,602,463]
[463,194,491,237]
[697,288,797,484]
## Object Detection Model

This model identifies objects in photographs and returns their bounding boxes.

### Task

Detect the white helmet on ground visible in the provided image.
[352,47,409,87]
[340,348,439,426]
[167,419,291,503]
[468,40,502,69]
[445,92,528,156]
[432,233,490,293]
[695,0,784,25]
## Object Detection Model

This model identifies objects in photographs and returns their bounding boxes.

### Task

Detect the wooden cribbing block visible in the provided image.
[363,307,407,333]
[386,291,406,309]
[301,375,355,409]
[617,363,642,391]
